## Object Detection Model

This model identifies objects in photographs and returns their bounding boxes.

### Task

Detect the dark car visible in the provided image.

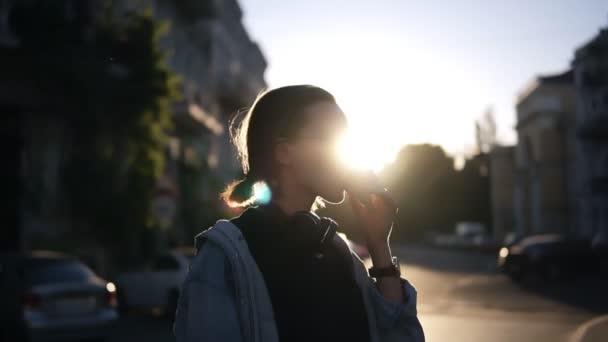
[497,234,600,282]
[0,251,118,342]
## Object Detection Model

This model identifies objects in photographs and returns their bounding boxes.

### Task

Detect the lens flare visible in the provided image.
[337,132,372,171]
[253,181,272,205]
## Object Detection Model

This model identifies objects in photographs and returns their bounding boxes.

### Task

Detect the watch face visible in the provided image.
[395,260,401,277]
[391,257,401,277]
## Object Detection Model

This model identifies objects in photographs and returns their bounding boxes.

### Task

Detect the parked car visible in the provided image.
[497,234,599,281]
[502,231,523,247]
[114,248,195,317]
[0,251,118,342]
[455,222,486,239]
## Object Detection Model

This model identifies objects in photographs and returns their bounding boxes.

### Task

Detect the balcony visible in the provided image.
[172,101,224,137]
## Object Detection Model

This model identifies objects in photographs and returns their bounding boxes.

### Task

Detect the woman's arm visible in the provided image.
[350,193,425,341]
[366,274,424,342]
[350,193,405,303]
[174,241,243,342]
[349,250,425,342]
[368,241,403,303]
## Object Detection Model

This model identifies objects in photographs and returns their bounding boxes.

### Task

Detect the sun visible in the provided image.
[337,131,367,170]
[337,129,398,172]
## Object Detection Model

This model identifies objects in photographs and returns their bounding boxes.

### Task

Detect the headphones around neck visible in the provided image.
[288,211,338,253]
[257,203,338,254]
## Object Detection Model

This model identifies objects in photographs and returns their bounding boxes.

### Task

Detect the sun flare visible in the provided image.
[337,129,399,172]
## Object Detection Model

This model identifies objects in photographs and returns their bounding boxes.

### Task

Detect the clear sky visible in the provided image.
[239,0,607,169]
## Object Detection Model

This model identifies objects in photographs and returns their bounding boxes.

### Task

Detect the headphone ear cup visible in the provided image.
[319,217,338,244]
[288,212,320,241]
[290,211,320,229]
[289,211,329,248]
[287,212,339,253]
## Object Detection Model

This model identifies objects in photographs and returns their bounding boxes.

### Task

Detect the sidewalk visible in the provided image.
[571,315,608,342]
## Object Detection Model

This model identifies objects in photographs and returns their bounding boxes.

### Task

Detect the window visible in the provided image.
[26,259,94,285]
[532,95,560,112]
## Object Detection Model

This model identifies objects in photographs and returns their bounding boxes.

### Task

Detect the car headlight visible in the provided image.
[106,282,116,293]
[499,247,509,259]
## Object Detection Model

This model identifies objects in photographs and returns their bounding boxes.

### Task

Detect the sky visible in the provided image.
[239,0,607,170]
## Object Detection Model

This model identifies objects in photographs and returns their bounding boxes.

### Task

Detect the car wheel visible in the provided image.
[507,263,524,282]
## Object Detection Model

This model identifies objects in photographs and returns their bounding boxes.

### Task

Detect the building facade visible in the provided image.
[514,70,578,237]
[0,0,266,264]
[572,27,608,246]
[133,0,267,243]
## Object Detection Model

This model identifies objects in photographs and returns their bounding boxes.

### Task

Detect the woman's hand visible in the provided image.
[349,192,398,249]
[349,192,404,303]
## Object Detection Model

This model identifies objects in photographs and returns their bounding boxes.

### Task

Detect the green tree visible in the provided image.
[380,144,458,240]
[320,143,491,244]
[8,1,180,270]
[475,107,497,154]
[453,153,491,227]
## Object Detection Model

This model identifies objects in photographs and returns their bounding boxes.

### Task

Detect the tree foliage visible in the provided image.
[383,144,491,241]
[320,144,491,243]
[476,107,497,154]
[8,0,180,267]
[380,144,460,240]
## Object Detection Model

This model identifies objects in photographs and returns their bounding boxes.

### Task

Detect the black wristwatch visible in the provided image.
[368,256,401,278]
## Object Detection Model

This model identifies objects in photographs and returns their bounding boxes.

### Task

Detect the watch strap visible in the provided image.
[368,256,401,278]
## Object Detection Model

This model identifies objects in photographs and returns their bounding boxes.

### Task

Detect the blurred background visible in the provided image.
[1,0,607,341]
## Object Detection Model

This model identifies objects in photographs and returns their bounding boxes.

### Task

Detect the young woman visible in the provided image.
[174,85,424,342]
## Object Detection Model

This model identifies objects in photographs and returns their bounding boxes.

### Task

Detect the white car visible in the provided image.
[114,248,194,316]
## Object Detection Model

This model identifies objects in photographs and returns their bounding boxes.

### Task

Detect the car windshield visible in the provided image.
[25,259,95,285]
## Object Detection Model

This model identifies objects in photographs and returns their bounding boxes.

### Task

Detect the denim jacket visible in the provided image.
[174,220,425,342]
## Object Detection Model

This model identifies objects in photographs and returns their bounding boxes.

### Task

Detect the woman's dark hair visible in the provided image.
[221,85,336,207]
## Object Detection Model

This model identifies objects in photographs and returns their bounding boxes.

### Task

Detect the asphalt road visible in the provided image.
[390,245,608,342]
[107,245,608,342]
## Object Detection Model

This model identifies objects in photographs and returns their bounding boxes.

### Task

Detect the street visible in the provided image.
[108,245,608,342]
[391,246,607,342]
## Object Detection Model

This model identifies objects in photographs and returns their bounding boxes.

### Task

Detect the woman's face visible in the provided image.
[287,101,348,204]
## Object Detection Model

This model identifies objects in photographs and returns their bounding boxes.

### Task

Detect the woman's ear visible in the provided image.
[274,141,292,167]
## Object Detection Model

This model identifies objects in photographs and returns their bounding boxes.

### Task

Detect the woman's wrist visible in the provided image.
[368,241,404,303]
[367,240,393,268]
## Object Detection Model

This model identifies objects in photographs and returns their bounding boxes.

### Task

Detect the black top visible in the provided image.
[231,203,371,342]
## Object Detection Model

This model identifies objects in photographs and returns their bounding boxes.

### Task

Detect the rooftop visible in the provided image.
[574,27,608,62]
[517,69,573,103]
